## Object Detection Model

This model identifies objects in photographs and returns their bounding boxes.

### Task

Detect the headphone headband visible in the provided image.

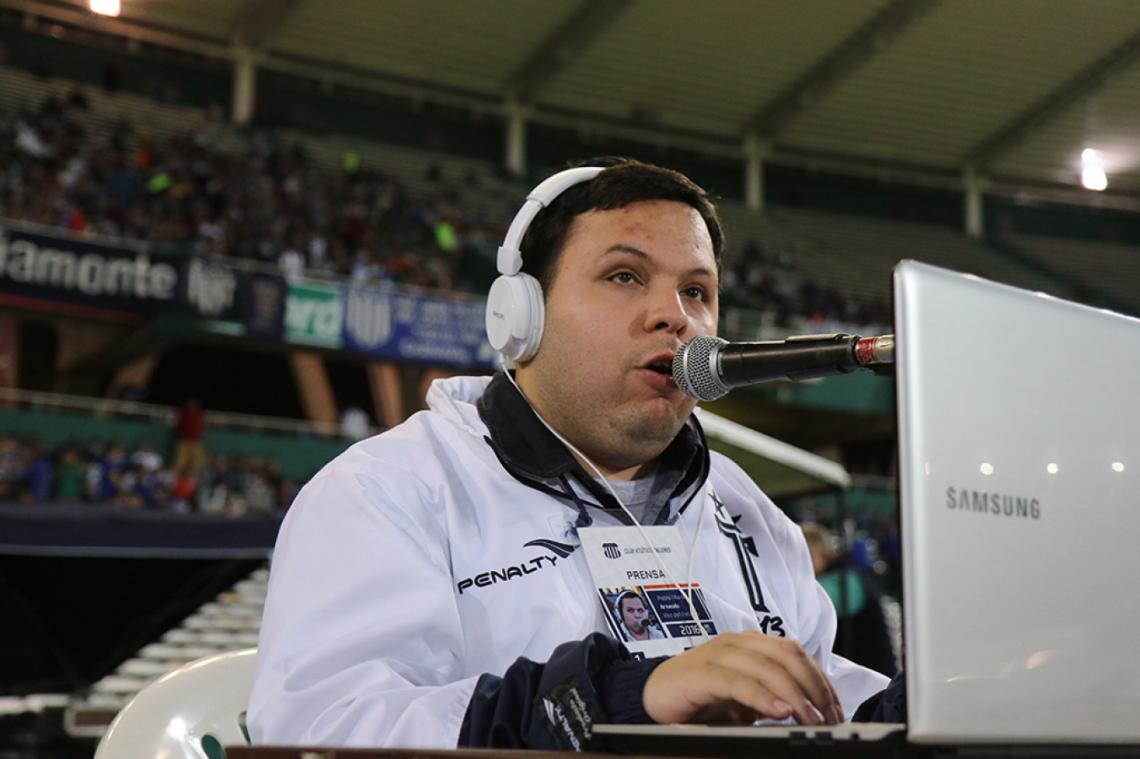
[496,166,604,276]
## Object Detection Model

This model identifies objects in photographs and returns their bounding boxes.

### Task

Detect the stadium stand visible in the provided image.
[0,388,355,513]
[5,62,1095,336]
[0,64,518,221]
[0,65,517,297]
[1005,233,1140,315]
[726,206,1073,303]
[64,566,266,737]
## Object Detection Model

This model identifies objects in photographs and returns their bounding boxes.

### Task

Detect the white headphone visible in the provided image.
[485,166,604,363]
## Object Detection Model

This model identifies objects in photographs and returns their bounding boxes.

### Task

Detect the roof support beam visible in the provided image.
[502,0,633,102]
[963,167,985,239]
[961,25,1140,171]
[742,0,940,140]
[2,0,232,57]
[743,136,769,211]
[227,0,299,49]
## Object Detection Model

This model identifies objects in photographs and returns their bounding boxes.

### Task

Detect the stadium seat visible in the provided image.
[93,648,256,759]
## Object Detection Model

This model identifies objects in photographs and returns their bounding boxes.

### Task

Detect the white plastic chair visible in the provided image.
[94,648,257,759]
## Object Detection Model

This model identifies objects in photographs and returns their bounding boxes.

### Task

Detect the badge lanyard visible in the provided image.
[501,369,718,654]
[579,523,720,658]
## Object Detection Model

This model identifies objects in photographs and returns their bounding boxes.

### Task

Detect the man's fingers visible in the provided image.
[701,664,793,722]
[716,636,839,724]
[709,647,822,725]
[646,633,846,726]
[771,638,840,723]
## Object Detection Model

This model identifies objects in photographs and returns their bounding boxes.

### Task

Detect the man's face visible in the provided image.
[620,596,648,630]
[517,200,719,476]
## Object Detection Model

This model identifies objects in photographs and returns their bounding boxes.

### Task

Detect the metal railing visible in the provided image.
[0,386,360,440]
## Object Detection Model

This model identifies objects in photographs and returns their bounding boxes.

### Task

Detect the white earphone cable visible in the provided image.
[504,369,711,645]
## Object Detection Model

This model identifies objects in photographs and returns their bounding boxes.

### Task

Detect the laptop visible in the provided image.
[595,260,1140,754]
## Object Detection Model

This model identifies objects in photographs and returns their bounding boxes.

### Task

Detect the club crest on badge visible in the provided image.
[602,542,621,560]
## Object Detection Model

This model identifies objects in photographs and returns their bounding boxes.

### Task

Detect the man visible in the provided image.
[248,158,889,750]
[801,522,897,677]
[614,590,665,642]
[171,398,205,474]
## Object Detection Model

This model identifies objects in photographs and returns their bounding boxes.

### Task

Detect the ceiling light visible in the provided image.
[1081,166,1107,191]
[1080,148,1108,191]
[90,0,120,17]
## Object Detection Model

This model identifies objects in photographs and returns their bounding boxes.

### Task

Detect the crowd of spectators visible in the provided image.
[723,239,892,329]
[0,89,505,293]
[2,85,891,327]
[0,434,299,516]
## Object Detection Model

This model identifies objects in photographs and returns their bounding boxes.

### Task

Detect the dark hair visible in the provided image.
[615,589,644,615]
[519,157,724,295]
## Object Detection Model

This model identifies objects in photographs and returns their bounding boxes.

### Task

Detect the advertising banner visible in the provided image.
[0,225,496,368]
[179,257,241,322]
[240,272,286,341]
[0,224,179,316]
[341,285,495,369]
[176,258,285,339]
[284,280,343,348]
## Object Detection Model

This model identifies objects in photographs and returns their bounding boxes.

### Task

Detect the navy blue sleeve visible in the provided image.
[852,670,907,723]
[457,633,666,750]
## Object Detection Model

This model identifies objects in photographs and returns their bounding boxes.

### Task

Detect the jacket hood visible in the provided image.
[424,375,494,435]
[429,372,712,521]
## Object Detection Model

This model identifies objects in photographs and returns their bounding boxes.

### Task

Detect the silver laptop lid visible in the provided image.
[895,260,1140,744]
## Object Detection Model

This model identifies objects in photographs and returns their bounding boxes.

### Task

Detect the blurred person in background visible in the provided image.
[22,439,51,503]
[801,522,897,677]
[53,446,85,501]
[172,398,206,474]
[339,405,370,440]
[130,442,163,473]
[0,435,22,499]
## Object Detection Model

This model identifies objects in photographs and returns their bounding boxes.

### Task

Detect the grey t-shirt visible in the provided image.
[603,471,675,525]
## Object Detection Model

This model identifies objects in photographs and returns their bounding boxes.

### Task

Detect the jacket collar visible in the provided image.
[476,372,709,515]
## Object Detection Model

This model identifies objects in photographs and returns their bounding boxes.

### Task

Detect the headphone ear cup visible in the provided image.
[485,273,544,363]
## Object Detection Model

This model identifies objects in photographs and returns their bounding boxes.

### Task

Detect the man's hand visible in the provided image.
[642,632,844,726]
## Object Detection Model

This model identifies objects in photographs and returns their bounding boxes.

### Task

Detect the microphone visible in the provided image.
[673,333,894,401]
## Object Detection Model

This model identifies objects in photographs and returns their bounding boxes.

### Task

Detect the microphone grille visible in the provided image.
[673,335,728,401]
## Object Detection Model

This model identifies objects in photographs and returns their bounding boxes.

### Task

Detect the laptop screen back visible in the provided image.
[895,261,1140,743]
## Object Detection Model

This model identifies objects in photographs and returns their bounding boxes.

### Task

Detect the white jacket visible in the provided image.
[248,375,888,748]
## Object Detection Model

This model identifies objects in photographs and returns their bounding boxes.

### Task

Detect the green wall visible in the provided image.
[0,407,349,482]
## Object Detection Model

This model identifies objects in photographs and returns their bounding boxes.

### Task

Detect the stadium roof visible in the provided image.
[13,0,1140,200]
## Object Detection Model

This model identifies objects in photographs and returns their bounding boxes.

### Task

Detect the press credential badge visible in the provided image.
[579,525,719,658]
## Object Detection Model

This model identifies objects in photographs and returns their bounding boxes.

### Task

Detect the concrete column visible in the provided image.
[505,98,528,178]
[743,136,768,211]
[107,353,159,399]
[232,48,257,126]
[0,315,18,401]
[964,167,984,240]
[52,322,124,394]
[366,361,405,429]
[289,351,337,425]
[55,323,120,374]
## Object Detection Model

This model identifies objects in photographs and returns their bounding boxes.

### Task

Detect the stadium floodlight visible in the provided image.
[89,0,120,17]
[1080,148,1108,191]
